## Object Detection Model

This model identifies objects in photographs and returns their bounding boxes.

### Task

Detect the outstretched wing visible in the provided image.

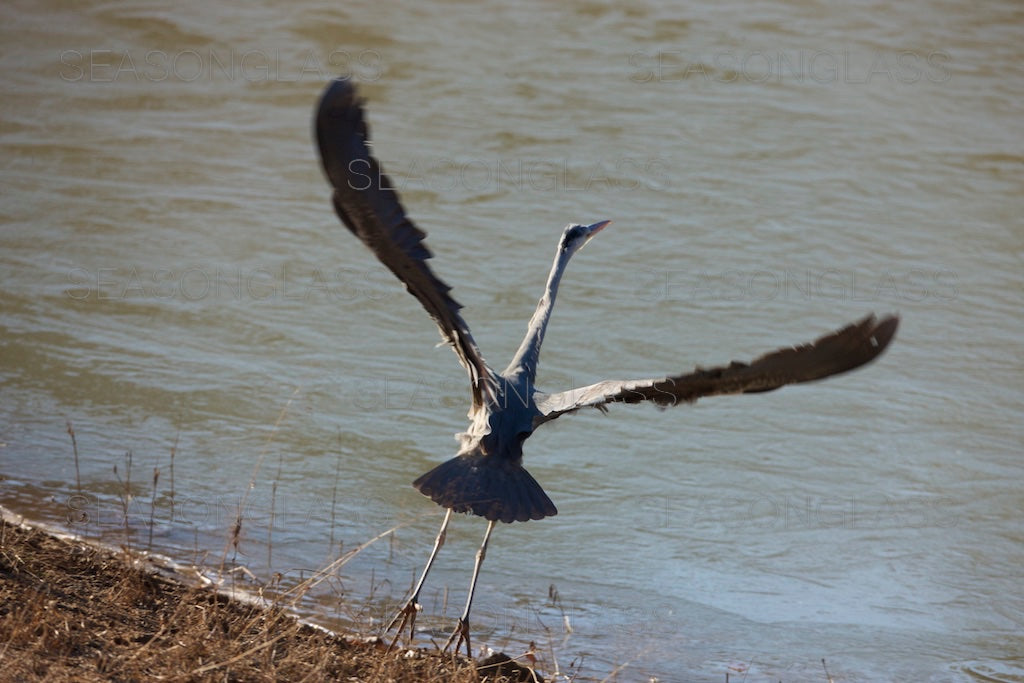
[535,314,899,421]
[315,79,493,407]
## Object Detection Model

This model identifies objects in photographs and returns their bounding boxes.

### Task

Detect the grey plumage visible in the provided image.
[314,78,899,655]
[315,78,898,524]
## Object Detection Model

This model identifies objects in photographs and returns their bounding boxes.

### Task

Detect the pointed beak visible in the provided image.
[582,219,611,248]
[586,219,611,236]
[577,219,606,250]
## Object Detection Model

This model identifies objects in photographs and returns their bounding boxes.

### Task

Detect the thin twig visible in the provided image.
[280,519,412,608]
[113,450,134,553]
[147,466,159,552]
[189,630,291,675]
[822,658,834,683]
[328,429,344,558]
[219,387,300,574]
[168,431,178,524]
[66,419,81,494]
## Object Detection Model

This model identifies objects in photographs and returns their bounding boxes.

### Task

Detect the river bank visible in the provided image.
[0,511,540,682]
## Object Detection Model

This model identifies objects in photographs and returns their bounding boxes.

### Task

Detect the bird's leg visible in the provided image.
[385,508,452,651]
[443,519,495,659]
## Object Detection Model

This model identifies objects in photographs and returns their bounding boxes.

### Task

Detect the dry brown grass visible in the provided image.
[0,518,542,682]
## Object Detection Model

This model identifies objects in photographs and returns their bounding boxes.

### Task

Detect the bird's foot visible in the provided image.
[384,599,420,652]
[443,617,472,658]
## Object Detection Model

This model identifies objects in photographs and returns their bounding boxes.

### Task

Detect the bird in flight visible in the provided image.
[314,78,899,657]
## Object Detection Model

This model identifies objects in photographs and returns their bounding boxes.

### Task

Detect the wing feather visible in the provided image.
[535,314,899,420]
[315,79,493,406]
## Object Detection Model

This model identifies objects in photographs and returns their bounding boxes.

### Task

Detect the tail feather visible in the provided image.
[413,454,557,523]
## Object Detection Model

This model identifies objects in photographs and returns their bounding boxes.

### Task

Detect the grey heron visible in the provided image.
[314,78,899,657]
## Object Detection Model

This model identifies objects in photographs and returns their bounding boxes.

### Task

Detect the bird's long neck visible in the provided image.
[504,245,573,381]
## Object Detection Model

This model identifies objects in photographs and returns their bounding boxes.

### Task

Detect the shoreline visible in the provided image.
[0,508,543,682]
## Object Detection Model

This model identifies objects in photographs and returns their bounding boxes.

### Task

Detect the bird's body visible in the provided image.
[314,78,899,657]
[413,221,612,524]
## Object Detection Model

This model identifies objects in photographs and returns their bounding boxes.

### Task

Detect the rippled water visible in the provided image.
[2,0,1022,680]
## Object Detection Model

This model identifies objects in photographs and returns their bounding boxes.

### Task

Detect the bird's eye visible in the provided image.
[562,227,584,248]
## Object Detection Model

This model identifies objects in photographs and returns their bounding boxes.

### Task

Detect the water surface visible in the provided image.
[2,1,1022,680]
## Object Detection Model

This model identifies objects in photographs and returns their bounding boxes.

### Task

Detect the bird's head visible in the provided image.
[559,220,611,255]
